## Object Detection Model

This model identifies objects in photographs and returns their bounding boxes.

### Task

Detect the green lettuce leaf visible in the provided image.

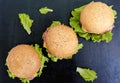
[7,70,15,79]
[76,67,97,82]
[6,44,48,83]
[7,70,30,83]
[48,52,59,62]
[18,13,34,34]
[47,49,74,62]
[39,7,53,14]
[32,44,49,77]
[49,21,61,27]
[75,43,83,54]
[46,43,83,62]
[110,6,117,19]
[70,5,117,43]
[20,78,30,83]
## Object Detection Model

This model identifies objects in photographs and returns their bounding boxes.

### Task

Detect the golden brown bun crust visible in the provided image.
[80,2,114,34]
[6,44,41,78]
[44,25,78,59]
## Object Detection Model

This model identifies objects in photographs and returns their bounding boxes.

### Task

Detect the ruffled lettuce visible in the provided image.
[76,67,97,82]
[32,44,49,77]
[7,69,31,83]
[110,6,117,19]
[70,5,117,43]
[47,50,59,62]
[75,43,83,54]
[39,7,53,14]
[6,44,48,83]
[18,13,34,34]
[46,44,83,62]
[43,21,83,62]
[20,78,30,83]
[7,70,15,79]
[49,21,61,27]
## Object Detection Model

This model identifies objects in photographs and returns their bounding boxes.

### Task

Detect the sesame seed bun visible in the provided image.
[6,44,41,78]
[44,25,78,59]
[80,2,114,34]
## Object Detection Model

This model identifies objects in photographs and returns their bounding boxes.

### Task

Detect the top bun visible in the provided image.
[6,44,41,78]
[80,2,114,34]
[44,25,78,59]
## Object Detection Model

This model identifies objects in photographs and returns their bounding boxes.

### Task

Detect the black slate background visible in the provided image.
[0,0,120,83]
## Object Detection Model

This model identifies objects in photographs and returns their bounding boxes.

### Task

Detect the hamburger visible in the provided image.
[43,21,83,62]
[6,44,48,83]
[70,1,117,42]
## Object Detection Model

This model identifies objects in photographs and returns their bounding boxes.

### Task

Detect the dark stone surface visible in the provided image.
[0,0,120,83]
